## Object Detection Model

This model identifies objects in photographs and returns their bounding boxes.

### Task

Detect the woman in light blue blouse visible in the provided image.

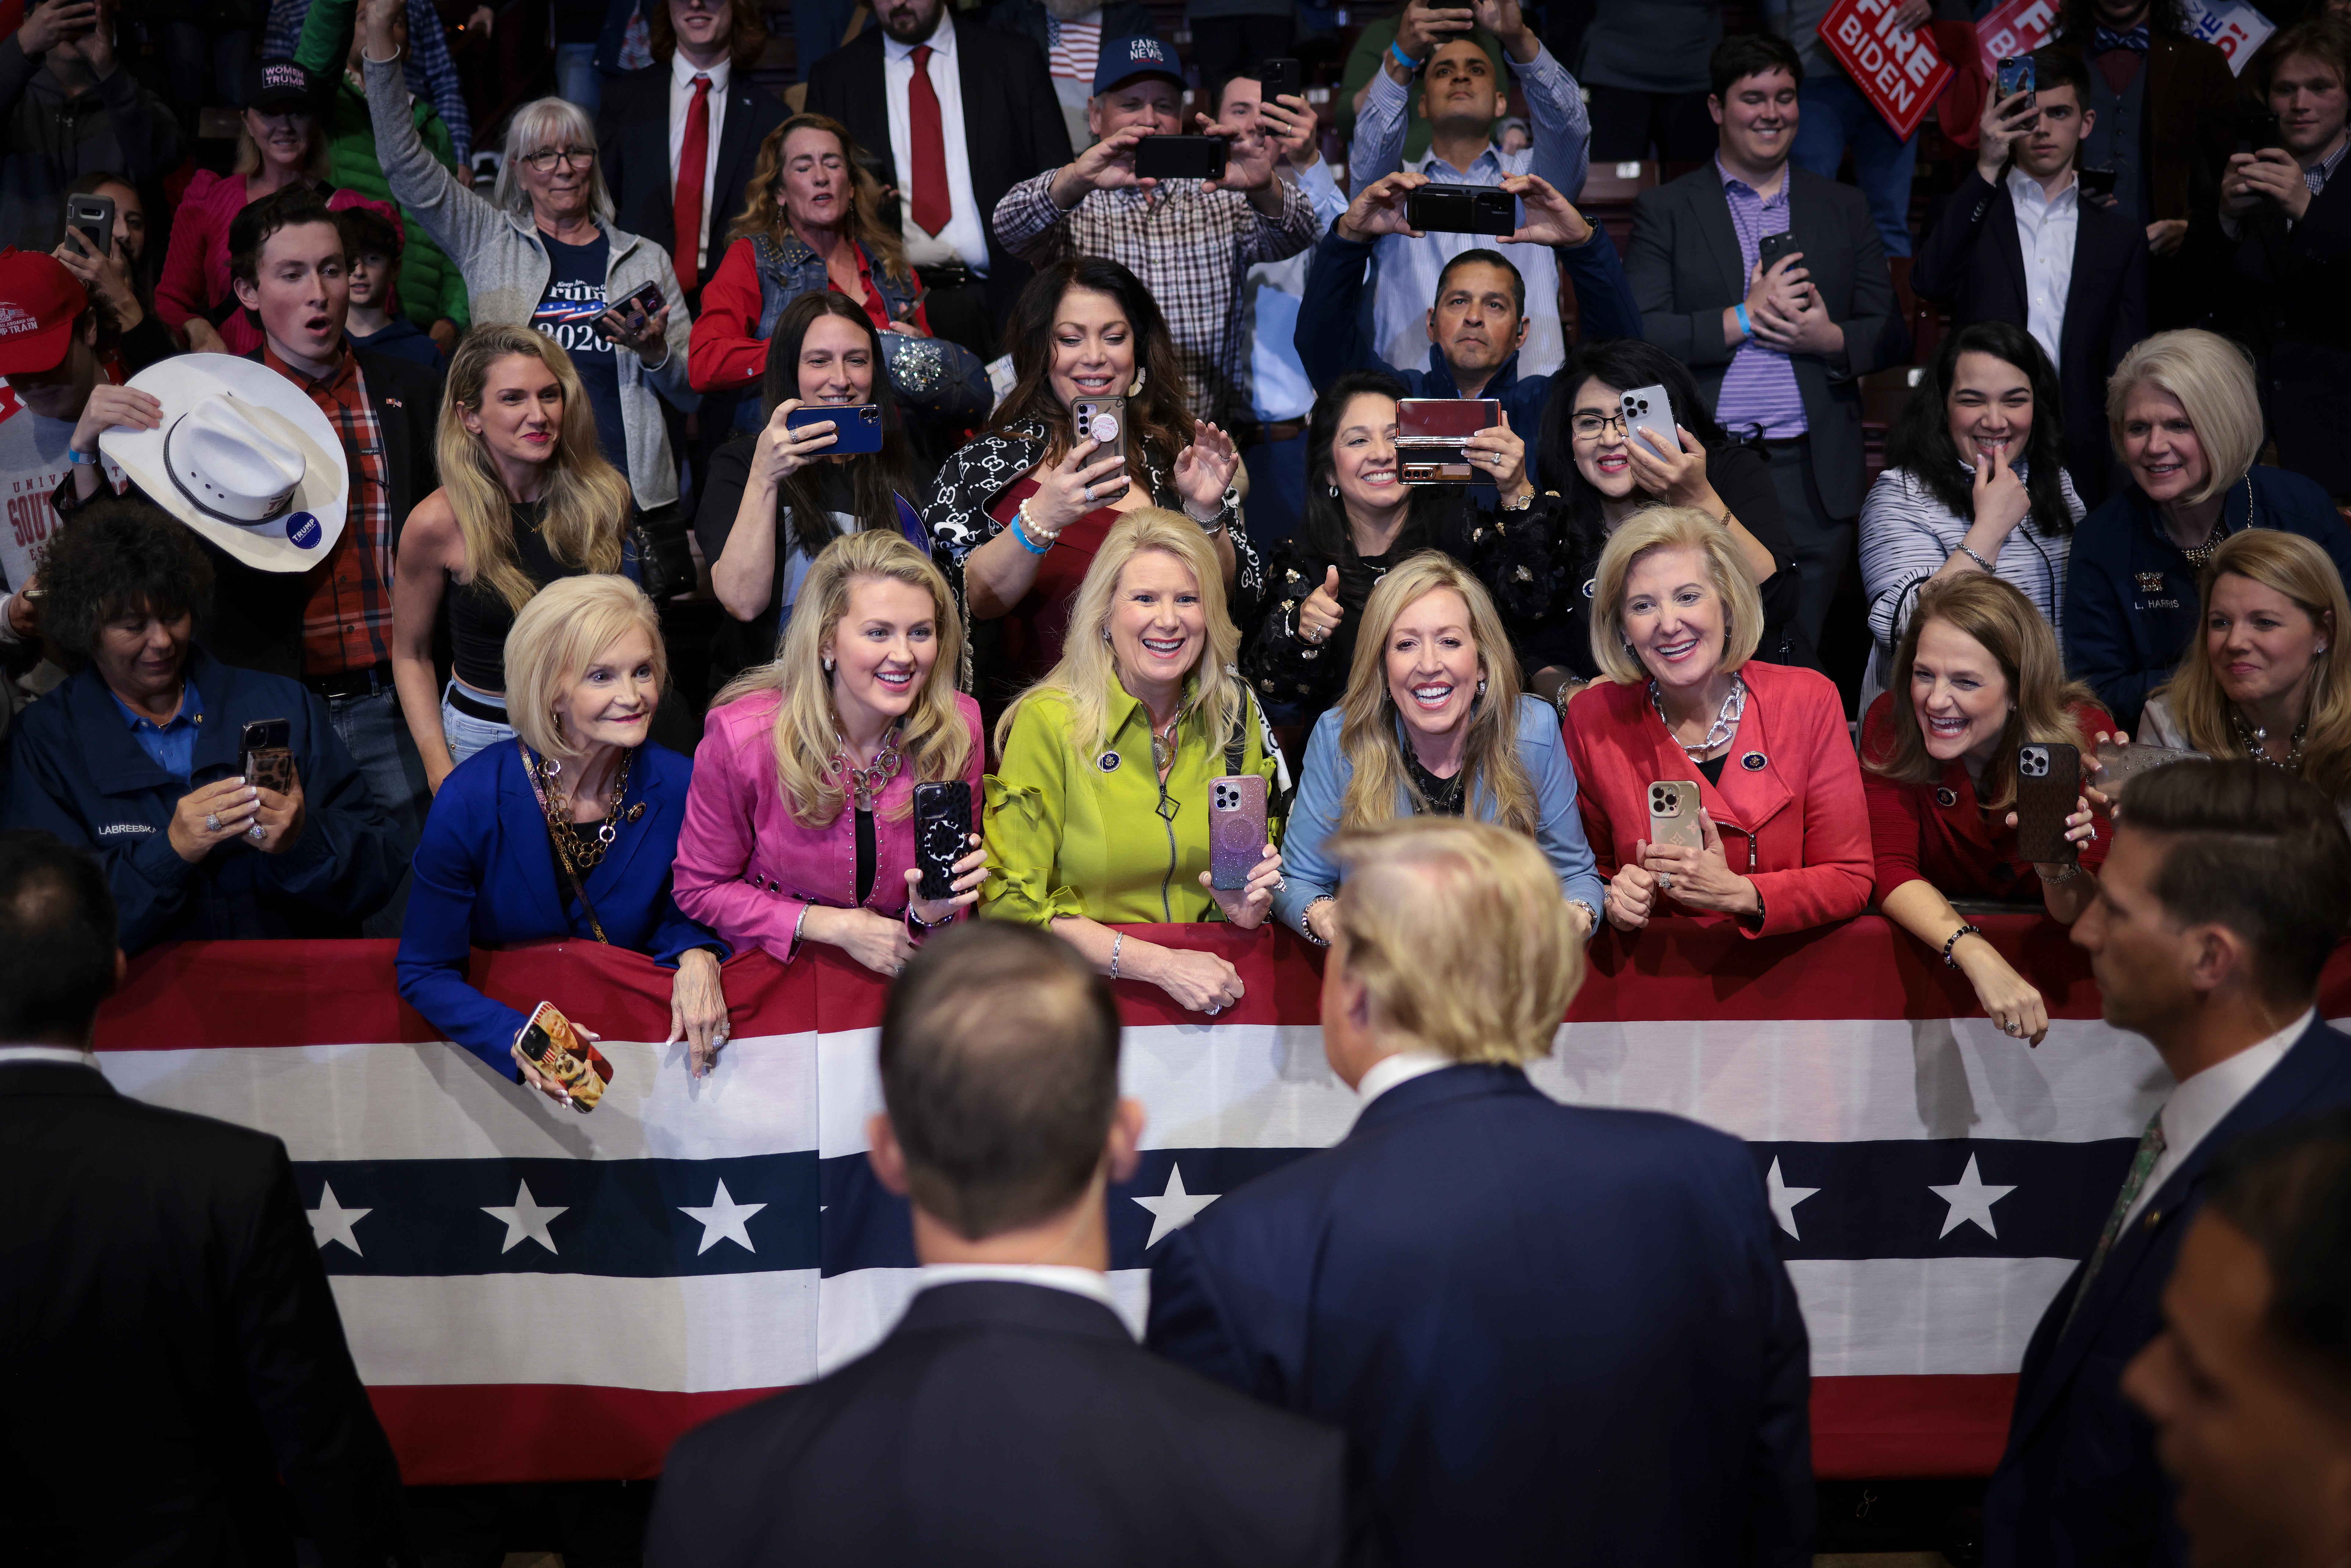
[1276,552,1604,945]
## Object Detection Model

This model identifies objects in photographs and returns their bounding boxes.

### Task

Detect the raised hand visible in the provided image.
[1174,421,1239,514]
[1029,436,1129,536]
[1498,172,1592,247]
[1336,170,1428,244]
[1257,92,1321,169]
[1296,565,1344,646]
[1461,409,1528,496]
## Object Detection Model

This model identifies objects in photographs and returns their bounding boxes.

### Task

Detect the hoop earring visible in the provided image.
[1127,368,1146,398]
[1327,485,1339,498]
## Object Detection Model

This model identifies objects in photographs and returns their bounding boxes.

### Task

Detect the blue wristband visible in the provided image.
[1389,39,1422,71]
[65,447,98,465]
[1734,303,1753,343]
[1009,512,1051,555]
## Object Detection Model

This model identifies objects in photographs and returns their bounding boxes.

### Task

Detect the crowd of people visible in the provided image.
[5,0,2351,1560]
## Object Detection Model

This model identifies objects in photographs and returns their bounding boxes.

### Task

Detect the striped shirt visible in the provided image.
[1859,461,2083,655]
[1714,157,1806,441]
[264,345,396,676]
[1045,16,1101,84]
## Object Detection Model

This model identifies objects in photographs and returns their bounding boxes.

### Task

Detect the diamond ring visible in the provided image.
[205,813,221,832]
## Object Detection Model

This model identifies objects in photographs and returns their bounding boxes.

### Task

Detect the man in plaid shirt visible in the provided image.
[992,34,1320,426]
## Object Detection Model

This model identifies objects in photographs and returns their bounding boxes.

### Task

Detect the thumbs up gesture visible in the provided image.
[1297,565,1344,647]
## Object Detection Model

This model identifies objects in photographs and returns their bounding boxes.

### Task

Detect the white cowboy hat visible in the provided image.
[99,353,348,574]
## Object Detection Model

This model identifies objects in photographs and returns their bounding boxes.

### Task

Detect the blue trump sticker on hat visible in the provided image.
[286,511,321,550]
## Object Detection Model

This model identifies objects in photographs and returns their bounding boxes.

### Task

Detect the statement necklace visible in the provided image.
[1149,711,1183,775]
[2176,475,2256,570]
[830,727,904,811]
[533,748,638,873]
[1650,674,1747,761]
[2231,710,2306,773]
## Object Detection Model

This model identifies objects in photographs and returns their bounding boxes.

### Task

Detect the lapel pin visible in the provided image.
[1098,751,1122,773]
[2142,1207,2162,1231]
[2134,571,2166,593]
[1741,751,1767,771]
[1936,786,1958,807]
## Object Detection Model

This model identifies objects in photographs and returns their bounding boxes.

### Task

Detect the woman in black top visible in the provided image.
[392,324,639,792]
[1499,338,1810,700]
[695,291,935,688]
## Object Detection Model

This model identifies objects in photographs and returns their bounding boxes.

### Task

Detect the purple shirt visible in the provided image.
[1714,157,1808,441]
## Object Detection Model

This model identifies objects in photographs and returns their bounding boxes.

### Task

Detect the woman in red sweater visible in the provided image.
[1862,574,2107,1045]
[1563,506,1874,938]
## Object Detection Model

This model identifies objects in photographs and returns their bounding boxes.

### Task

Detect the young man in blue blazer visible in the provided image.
[1146,817,1815,1568]
[1982,760,2351,1566]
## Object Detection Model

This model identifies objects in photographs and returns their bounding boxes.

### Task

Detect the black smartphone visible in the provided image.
[912,781,972,902]
[239,717,293,794]
[1404,183,1516,236]
[1996,54,2036,112]
[65,192,112,261]
[1134,134,1228,181]
[623,280,665,318]
[2014,743,2081,865]
[1256,57,1302,99]
[2078,163,2117,200]
[784,402,884,455]
[1755,230,1799,275]
[2240,108,2283,154]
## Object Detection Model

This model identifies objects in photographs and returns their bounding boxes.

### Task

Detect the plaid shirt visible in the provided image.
[264,344,395,676]
[992,173,1318,425]
[264,0,473,165]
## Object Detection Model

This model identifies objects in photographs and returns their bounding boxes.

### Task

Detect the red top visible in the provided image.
[156,174,376,355]
[985,475,1126,688]
[1859,692,2114,905]
[686,235,935,395]
[1562,661,1876,938]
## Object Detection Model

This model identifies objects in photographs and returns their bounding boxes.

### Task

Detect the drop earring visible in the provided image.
[822,656,835,673]
[1127,368,1147,398]
[1475,678,1487,698]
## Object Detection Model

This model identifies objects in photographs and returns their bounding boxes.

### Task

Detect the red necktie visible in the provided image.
[673,73,712,294]
[908,45,951,237]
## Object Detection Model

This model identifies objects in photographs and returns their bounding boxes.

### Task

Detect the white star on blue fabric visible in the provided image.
[1929,1154,2018,1240]
[306,1182,372,1254]
[678,1180,767,1255]
[482,1178,567,1254]
[1765,1158,1819,1240]
[1132,1163,1221,1248]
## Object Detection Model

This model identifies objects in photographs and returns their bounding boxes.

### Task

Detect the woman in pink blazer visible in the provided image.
[1562,507,1874,938]
[675,532,987,975]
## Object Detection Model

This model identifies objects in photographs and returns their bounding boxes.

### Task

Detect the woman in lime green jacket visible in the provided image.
[983,509,1287,1017]
[297,0,469,350]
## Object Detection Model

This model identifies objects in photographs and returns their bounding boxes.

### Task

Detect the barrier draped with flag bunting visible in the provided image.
[88,920,2351,1486]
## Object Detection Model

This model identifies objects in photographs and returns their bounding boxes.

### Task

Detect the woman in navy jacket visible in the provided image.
[397,575,730,1095]
[2,501,399,952]
[2063,329,2351,730]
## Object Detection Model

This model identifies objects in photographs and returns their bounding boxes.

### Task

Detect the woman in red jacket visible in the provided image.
[1862,574,2107,1044]
[1563,507,1874,937]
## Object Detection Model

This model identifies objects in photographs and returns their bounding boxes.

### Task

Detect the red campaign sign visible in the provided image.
[1973,0,2062,77]
[1820,0,1958,142]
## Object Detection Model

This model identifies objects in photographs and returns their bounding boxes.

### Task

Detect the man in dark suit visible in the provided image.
[1146,818,1815,1568]
[1625,31,1907,660]
[1912,47,2146,507]
[2123,1109,2351,1568]
[0,831,416,1565]
[2224,17,2351,501]
[646,920,1372,1568]
[804,0,1073,356]
[1982,761,2351,1567]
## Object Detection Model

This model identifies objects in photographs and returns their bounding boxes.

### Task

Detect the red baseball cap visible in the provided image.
[0,247,87,377]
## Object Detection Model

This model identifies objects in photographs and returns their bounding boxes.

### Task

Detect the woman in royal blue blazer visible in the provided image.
[397,576,731,1100]
[1274,554,1605,945]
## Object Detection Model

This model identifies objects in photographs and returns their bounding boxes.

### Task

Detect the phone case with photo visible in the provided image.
[516,1001,613,1113]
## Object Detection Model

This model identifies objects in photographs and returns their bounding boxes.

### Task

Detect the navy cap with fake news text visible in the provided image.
[1093,35,1185,96]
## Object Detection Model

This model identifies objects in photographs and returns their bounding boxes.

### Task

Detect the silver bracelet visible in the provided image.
[1565,898,1598,938]
[2035,861,2081,884]
[1109,931,1123,981]
[1955,542,1998,574]
[791,902,811,953]
[1300,895,1335,947]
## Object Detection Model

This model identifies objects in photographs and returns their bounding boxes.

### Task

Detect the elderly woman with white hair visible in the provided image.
[2063,328,2351,732]
[358,0,696,519]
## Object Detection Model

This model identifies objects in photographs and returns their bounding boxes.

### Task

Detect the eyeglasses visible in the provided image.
[521,147,596,172]
[1570,412,1631,440]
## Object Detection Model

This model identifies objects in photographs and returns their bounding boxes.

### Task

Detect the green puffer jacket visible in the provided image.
[295,0,470,335]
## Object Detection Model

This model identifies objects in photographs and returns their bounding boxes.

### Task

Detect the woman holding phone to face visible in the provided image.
[696,292,935,687]
[674,531,987,978]
[927,257,1253,715]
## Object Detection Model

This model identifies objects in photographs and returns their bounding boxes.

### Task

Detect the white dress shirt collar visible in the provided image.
[882,9,954,64]
[2006,164,2079,372]
[0,1044,97,1067]
[1356,1048,1455,1108]
[669,51,730,94]
[2122,1007,2315,1228]
[917,1262,1119,1313]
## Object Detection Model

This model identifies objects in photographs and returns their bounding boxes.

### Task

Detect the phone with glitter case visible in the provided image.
[2015,743,2081,865]
[912,780,972,902]
[1210,775,1268,891]
[1648,780,1704,851]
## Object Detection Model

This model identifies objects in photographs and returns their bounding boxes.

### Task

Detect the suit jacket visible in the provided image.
[1982,1017,2351,1567]
[647,1279,1373,1568]
[1911,169,2146,507]
[2232,168,2351,498]
[803,17,1074,328]
[1625,163,1907,518]
[2046,33,2236,228]
[0,1059,415,1566]
[1562,660,1876,938]
[1148,1064,1815,1568]
[596,62,790,306]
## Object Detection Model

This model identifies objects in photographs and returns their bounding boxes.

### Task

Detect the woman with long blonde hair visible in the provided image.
[1862,573,2108,1046]
[674,531,988,976]
[686,112,987,434]
[983,510,1284,1016]
[1275,553,1605,947]
[391,325,639,791]
[2130,530,2351,819]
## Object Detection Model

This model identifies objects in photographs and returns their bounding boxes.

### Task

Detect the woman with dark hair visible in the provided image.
[686,113,987,434]
[696,292,936,685]
[1503,337,1806,702]
[3,499,400,951]
[1242,368,1524,730]
[926,256,1252,711]
[1860,319,2082,693]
